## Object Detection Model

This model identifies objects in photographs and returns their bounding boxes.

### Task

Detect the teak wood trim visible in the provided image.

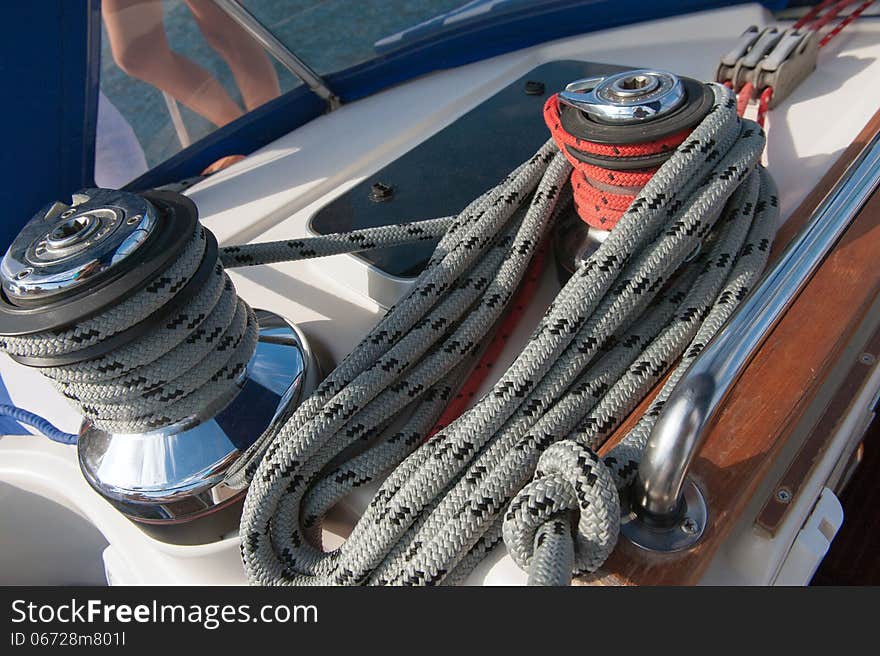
[575,108,880,586]
[755,323,880,535]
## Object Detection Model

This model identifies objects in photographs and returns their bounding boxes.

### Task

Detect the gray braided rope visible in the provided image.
[0,83,778,586]
[0,225,264,434]
[235,84,778,586]
[0,208,467,434]
[220,216,455,268]
[505,167,778,585]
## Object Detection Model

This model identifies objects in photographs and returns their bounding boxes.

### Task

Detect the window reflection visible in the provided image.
[97,0,287,185]
[103,0,279,127]
[95,0,469,187]
[240,0,466,75]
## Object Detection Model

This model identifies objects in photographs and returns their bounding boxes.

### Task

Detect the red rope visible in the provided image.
[570,173,636,229]
[573,160,656,187]
[543,94,690,230]
[756,87,773,129]
[794,0,838,29]
[819,0,875,46]
[736,81,754,116]
[736,81,772,129]
[543,95,690,158]
[809,0,858,31]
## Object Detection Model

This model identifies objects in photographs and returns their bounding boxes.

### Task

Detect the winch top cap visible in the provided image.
[1,188,158,303]
[0,189,198,338]
[559,69,686,124]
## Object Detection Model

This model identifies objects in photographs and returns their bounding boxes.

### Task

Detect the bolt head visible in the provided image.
[775,487,792,503]
[680,517,700,535]
[369,182,394,203]
[524,80,545,96]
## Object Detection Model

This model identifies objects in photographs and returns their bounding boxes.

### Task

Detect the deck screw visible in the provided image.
[680,517,700,535]
[369,182,394,203]
[775,487,792,504]
[524,80,545,96]
[859,352,875,366]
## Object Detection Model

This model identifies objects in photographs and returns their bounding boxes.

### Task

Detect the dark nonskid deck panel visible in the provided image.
[309,60,628,278]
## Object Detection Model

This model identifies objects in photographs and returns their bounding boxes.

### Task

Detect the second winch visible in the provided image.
[549,69,714,276]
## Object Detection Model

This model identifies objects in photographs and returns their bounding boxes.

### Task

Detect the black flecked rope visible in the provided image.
[0,83,776,587]
[235,83,778,586]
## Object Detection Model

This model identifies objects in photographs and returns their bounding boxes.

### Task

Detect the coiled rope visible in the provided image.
[0,226,261,434]
[233,83,777,585]
[0,82,777,586]
[543,94,692,230]
[0,216,453,434]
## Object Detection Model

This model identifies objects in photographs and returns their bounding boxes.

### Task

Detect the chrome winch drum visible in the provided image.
[0,189,320,523]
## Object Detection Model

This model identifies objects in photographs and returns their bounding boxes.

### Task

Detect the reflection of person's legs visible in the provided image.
[103,0,243,127]
[185,0,281,111]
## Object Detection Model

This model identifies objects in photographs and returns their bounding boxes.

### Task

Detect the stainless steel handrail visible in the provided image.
[630,131,880,523]
[213,0,341,110]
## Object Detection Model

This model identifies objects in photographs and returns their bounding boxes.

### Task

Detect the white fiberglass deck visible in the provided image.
[2,3,879,585]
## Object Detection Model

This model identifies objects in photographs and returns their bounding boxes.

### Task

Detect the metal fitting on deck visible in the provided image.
[716,25,819,109]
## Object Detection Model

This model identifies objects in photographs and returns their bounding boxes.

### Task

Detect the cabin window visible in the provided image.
[94,0,466,188]
[239,0,465,75]
[96,0,300,187]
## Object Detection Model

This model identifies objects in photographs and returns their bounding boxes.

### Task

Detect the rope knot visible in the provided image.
[502,440,619,583]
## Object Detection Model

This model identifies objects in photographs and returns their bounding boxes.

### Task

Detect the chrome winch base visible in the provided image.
[77,309,321,524]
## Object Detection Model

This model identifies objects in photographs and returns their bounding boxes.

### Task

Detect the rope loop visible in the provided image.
[502,440,619,585]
